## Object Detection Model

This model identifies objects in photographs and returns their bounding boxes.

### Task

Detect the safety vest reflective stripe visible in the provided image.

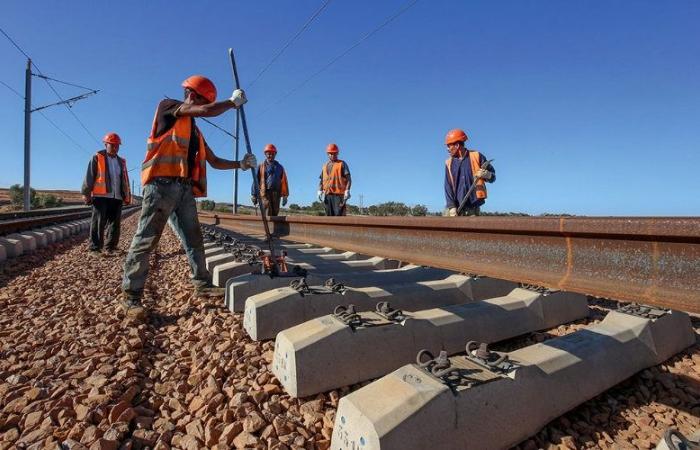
[142,111,208,197]
[322,160,347,194]
[141,155,188,170]
[445,151,487,200]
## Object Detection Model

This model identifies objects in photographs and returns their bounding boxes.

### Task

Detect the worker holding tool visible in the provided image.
[120,75,256,318]
[251,143,289,216]
[318,143,352,216]
[81,132,131,255]
[443,129,495,216]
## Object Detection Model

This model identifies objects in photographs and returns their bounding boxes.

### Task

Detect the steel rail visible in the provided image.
[0,206,140,236]
[198,212,700,313]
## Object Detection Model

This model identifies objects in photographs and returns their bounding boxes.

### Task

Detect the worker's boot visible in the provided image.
[120,293,146,320]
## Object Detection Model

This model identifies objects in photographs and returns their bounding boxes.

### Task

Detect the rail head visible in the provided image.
[199,212,700,313]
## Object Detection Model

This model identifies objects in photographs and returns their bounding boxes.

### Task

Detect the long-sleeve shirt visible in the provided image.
[444,151,495,209]
[81,150,130,203]
[252,160,289,197]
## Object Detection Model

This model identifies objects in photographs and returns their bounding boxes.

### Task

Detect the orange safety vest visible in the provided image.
[92,152,132,204]
[258,163,289,197]
[142,111,207,197]
[445,150,487,200]
[322,160,348,195]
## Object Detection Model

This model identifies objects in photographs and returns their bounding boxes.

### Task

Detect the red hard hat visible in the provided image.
[181,75,217,103]
[326,143,339,154]
[102,132,121,145]
[264,144,277,154]
[445,129,468,145]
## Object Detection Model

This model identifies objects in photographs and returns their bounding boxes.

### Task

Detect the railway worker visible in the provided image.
[251,143,289,216]
[81,132,131,255]
[443,129,495,216]
[317,143,351,216]
[120,75,256,319]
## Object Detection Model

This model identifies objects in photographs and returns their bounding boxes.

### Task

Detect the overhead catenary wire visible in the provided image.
[1,78,91,155]
[255,0,420,116]
[248,0,334,89]
[0,25,102,146]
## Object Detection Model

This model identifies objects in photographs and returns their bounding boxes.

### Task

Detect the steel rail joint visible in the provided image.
[199,212,700,313]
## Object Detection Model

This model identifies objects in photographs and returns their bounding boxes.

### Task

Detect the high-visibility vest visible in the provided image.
[258,162,289,197]
[92,151,132,204]
[142,111,207,197]
[445,150,487,200]
[322,160,348,195]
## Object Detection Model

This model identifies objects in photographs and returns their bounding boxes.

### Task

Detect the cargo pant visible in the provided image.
[122,178,209,298]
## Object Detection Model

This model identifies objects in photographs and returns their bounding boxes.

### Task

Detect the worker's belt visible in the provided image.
[151,177,192,186]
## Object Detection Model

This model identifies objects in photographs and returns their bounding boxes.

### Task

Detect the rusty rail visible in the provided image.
[198,212,700,313]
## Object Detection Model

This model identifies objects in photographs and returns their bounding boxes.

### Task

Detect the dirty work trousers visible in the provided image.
[122,178,209,298]
[89,197,122,251]
[262,191,281,217]
[324,194,346,216]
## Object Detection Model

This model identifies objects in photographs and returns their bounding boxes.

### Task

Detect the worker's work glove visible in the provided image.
[251,195,258,206]
[282,197,288,206]
[448,207,458,217]
[83,195,92,205]
[317,190,325,202]
[475,169,493,181]
[230,89,247,108]
[343,190,351,201]
[240,153,257,171]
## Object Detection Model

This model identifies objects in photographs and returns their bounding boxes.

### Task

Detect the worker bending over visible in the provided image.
[251,143,289,216]
[121,75,256,318]
[318,143,351,216]
[444,129,495,216]
[81,132,131,255]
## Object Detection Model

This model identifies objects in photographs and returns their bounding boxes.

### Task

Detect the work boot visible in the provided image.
[120,293,146,320]
[194,282,225,297]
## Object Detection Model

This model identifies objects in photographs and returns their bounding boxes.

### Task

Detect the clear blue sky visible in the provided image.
[1,1,699,215]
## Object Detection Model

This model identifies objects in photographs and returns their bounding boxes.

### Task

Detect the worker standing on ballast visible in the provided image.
[251,143,289,216]
[81,132,131,255]
[318,143,351,216]
[443,129,495,216]
[120,75,256,319]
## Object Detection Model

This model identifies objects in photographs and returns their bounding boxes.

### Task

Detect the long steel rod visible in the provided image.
[198,212,700,313]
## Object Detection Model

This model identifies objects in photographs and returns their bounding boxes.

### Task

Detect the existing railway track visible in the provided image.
[195,212,699,450]
[0,211,697,450]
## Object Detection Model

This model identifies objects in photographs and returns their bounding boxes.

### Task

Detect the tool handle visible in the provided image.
[228,48,253,156]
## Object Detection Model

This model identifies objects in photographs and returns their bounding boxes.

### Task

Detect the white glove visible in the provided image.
[343,190,351,201]
[317,190,325,202]
[240,153,257,171]
[282,196,288,206]
[448,207,458,217]
[230,89,248,108]
[475,169,492,180]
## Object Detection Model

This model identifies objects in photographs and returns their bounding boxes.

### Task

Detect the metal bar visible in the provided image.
[23,58,31,212]
[198,212,700,313]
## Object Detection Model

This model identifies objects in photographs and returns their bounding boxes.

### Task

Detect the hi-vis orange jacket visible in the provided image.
[83,150,131,204]
[321,160,348,195]
[142,112,207,197]
[445,150,487,201]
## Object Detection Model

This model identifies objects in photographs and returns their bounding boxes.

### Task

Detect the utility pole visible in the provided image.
[21,58,98,211]
[359,194,364,215]
[233,109,240,214]
[23,59,31,211]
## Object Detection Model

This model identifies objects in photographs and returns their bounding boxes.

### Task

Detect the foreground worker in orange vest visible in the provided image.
[120,75,256,318]
[81,132,131,255]
[444,129,495,216]
[317,143,352,216]
[251,144,289,216]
